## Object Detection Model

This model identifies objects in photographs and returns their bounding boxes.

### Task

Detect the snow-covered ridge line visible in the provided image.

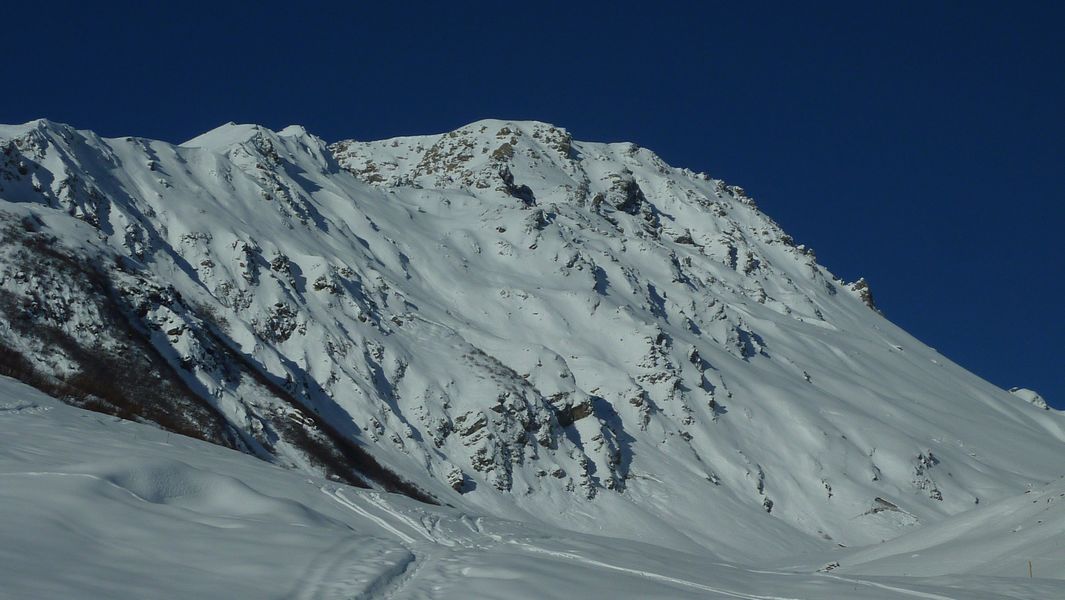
[0,117,1062,562]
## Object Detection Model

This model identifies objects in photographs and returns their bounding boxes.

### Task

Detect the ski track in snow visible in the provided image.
[0,469,1016,600]
[320,486,435,599]
[324,484,817,599]
[324,487,419,545]
[512,542,805,600]
[293,535,409,600]
[359,553,420,600]
[363,492,438,543]
[516,543,971,599]
[377,547,436,600]
[817,574,959,600]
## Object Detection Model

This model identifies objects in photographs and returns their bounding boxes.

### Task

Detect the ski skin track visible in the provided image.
[321,486,432,599]
[514,542,969,600]
[817,574,958,600]
[510,542,805,600]
[363,492,438,543]
[323,487,418,545]
[292,535,403,600]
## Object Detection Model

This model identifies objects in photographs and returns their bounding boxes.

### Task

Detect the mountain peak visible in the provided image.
[180,122,272,150]
[0,118,76,142]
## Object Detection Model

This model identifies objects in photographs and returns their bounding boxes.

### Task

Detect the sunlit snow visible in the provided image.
[1,119,1063,597]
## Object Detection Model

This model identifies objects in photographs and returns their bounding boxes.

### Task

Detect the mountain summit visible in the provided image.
[1,119,1061,563]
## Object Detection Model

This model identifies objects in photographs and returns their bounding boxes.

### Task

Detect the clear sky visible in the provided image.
[3,1,1062,407]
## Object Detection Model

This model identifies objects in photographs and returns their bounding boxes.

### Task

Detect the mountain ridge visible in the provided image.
[1,117,1061,562]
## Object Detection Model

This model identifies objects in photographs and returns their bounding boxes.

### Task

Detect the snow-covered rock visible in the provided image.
[1010,387,1049,410]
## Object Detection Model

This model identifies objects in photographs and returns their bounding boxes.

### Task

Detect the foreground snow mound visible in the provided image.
[0,379,410,600]
[2,377,1062,599]
[1,119,1064,561]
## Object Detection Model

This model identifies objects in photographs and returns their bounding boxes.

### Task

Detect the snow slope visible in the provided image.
[830,475,1065,579]
[3,376,1062,599]
[1,118,1064,566]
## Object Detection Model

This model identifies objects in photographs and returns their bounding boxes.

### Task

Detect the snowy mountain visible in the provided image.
[1,117,1063,578]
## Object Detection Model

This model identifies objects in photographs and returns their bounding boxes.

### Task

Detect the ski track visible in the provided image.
[378,547,434,600]
[323,487,418,545]
[293,535,401,600]
[0,474,1008,600]
[512,543,806,600]
[321,486,436,599]
[358,552,419,600]
[817,574,959,600]
[324,486,811,600]
[364,493,438,543]
[9,473,425,600]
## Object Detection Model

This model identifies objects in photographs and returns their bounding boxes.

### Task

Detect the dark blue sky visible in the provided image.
[4,2,1062,407]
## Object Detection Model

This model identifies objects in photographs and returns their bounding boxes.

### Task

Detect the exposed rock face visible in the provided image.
[848,277,877,311]
[1,118,1062,561]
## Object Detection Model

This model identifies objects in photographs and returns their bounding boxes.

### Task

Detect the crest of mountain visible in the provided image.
[1,117,1062,562]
